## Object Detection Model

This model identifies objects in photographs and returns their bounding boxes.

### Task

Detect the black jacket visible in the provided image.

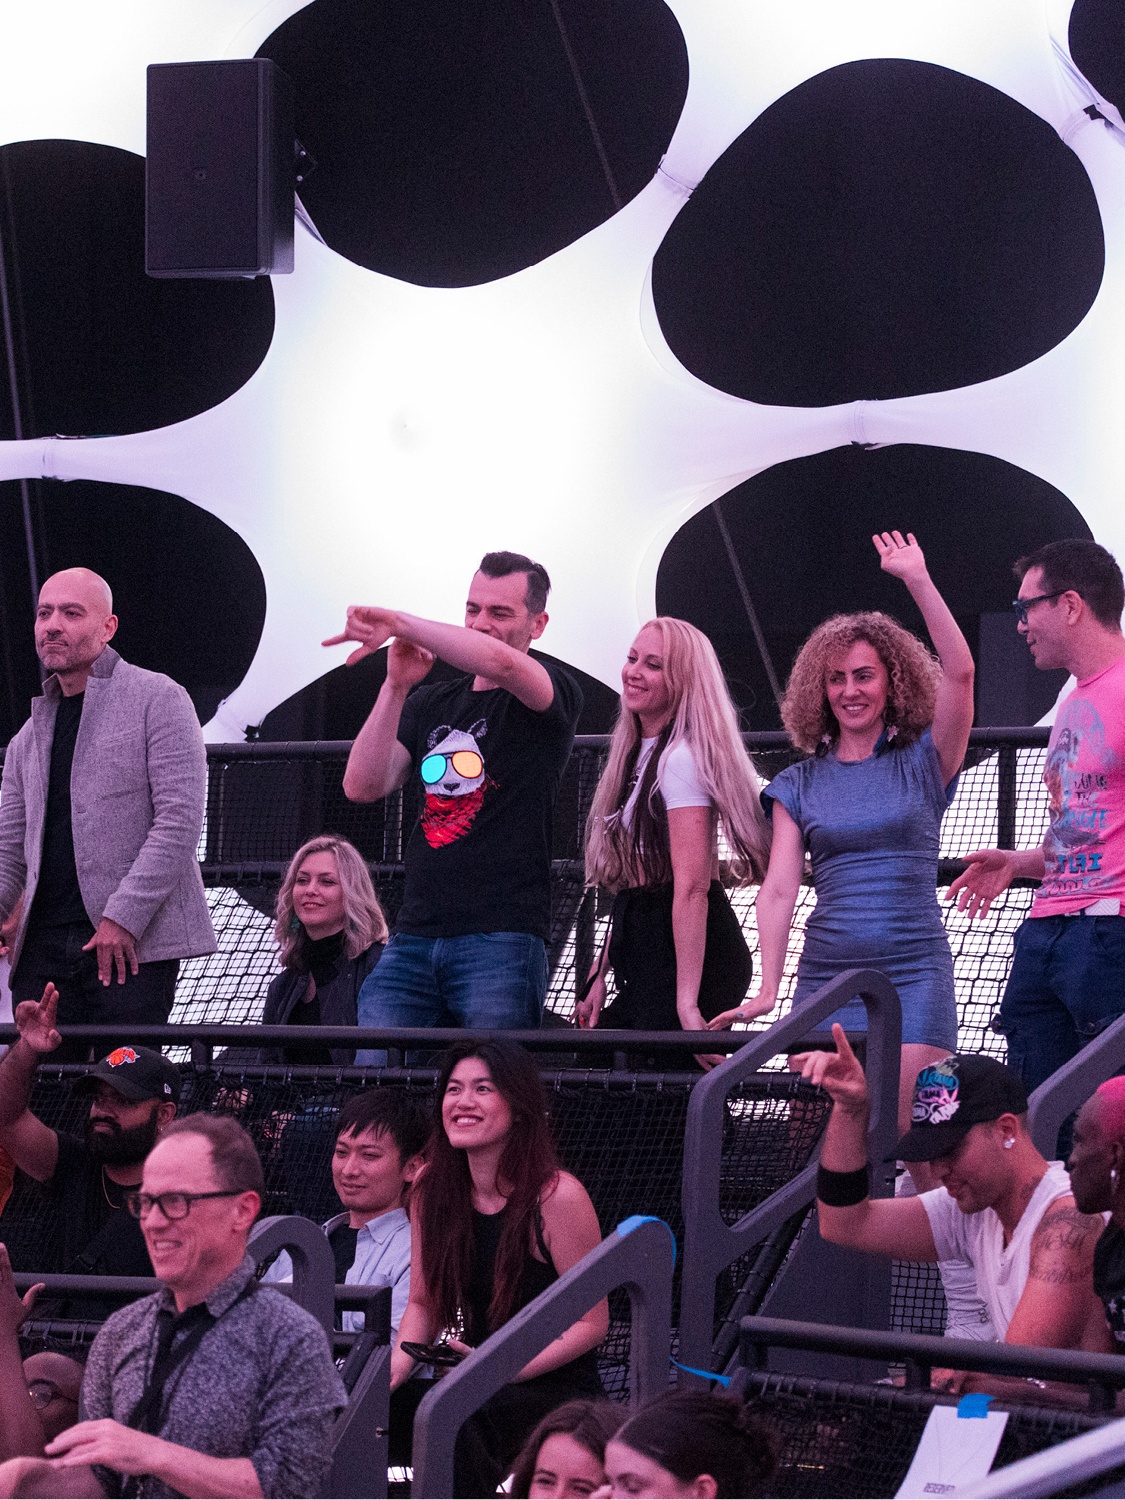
[258,941,382,1066]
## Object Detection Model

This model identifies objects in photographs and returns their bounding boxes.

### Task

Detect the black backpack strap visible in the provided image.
[127,1281,258,1435]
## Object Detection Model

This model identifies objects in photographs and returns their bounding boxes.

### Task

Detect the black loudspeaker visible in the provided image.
[146,59,295,278]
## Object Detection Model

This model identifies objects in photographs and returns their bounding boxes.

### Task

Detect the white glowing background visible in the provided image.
[0,0,1122,738]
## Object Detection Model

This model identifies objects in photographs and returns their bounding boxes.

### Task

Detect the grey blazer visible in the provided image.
[0,647,217,966]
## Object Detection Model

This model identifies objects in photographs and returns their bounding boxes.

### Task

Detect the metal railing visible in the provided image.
[1028,1010,1125,1159]
[678,968,902,1382]
[739,1316,1125,1414]
[956,1413,1125,1497]
[410,1215,676,1499]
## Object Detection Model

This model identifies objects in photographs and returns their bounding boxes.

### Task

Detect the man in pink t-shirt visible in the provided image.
[950,540,1125,1104]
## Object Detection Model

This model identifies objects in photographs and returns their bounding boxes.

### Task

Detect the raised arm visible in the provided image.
[873,531,974,787]
[709,801,804,1030]
[341,638,432,803]
[0,987,61,1183]
[793,1025,937,1260]
[325,606,554,712]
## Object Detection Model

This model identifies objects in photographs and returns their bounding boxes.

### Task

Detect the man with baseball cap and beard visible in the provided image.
[794,1025,1109,1375]
[0,986,177,1287]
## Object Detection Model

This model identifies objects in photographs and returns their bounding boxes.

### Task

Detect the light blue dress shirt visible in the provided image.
[262,1206,412,1336]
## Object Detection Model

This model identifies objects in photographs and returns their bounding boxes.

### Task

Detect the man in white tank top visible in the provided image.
[794,1030,1108,1371]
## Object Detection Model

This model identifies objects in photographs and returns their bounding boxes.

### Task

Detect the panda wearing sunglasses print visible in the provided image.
[418,720,493,849]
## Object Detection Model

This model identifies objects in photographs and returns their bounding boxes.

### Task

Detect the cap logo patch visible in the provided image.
[105,1047,138,1068]
[912,1064,959,1126]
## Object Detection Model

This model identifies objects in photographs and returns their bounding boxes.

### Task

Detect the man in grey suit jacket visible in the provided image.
[0,569,216,1050]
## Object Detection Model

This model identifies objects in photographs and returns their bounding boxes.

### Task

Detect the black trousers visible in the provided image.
[12,920,179,1061]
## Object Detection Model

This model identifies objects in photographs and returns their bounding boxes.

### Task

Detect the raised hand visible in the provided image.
[322,606,399,666]
[386,637,435,690]
[873,530,928,585]
[0,1243,42,1335]
[790,1023,869,1114]
[14,983,61,1055]
[946,848,1017,919]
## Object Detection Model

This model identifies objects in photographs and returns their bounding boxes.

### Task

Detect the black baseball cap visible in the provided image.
[892,1054,1028,1163]
[71,1046,181,1106]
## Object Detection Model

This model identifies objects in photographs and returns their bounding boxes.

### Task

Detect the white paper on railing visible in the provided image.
[896,1404,1010,1498]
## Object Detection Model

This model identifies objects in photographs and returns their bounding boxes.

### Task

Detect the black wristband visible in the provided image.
[817,1163,870,1207]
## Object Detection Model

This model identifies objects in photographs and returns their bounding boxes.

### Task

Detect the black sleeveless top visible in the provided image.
[463,1206,601,1385]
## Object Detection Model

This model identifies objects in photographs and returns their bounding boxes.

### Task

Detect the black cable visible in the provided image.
[547,0,623,211]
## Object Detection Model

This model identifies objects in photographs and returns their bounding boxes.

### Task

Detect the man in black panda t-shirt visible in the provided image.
[329,552,581,1035]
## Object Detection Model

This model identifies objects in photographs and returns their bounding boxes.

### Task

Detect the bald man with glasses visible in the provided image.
[949,539,1125,1107]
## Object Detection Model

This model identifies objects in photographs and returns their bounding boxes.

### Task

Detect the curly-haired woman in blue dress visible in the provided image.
[709,532,975,1156]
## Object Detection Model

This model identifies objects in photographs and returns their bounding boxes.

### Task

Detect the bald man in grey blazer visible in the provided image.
[0,569,215,1052]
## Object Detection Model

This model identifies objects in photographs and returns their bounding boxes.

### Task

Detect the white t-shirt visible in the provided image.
[622,738,711,830]
[920,1161,1072,1340]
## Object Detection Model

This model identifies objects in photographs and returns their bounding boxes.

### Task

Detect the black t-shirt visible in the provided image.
[329,1222,360,1285]
[394,661,582,939]
[1094,1219,1125,1352]
[48,1132,154,1277]
[29,693,88,929]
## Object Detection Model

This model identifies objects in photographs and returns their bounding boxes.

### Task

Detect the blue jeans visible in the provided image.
[355,932,547,1065]
[998,914,1125,1095]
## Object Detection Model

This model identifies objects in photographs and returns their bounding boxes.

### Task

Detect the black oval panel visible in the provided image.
[656,445,1089,728]
[1070,0,1125,115]
[651,60,1104,406]
[257,0,688,287]
[0,141,274,440]
[0,479,265,737]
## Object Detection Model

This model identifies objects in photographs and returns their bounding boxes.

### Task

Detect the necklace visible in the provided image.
[102,1167,139,1208]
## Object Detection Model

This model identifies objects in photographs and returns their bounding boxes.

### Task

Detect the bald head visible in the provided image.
[40,568,113,615]
[35,569,118,694]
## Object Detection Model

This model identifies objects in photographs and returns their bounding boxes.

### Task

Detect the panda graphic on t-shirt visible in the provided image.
[418,721,494,849]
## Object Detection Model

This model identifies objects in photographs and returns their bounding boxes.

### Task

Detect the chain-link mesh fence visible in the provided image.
[743,1369,1118,1498]
[1,1062,829,1395]
[181,732,1048,1065]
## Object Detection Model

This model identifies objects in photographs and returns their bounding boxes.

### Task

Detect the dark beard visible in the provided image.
[84,1108,160,1167]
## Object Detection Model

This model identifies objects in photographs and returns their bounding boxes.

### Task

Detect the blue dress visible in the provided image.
[761,729,958,1049]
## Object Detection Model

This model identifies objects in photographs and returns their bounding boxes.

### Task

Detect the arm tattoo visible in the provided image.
[1028,1204,1103,1286]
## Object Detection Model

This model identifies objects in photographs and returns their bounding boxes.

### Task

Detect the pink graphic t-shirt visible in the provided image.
[1032,654,1125,916]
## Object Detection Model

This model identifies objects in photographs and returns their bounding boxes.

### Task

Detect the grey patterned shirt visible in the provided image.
[81,1255,347,1498]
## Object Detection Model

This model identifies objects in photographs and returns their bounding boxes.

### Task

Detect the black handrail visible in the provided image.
[740,1315,1125,1414]
[678,968,902,1382]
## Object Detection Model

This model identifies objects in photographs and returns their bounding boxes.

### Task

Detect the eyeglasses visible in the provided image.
[27,1380,78,1410]
[419,750,483,785]
[125,1189,243,1220]
[1012,589,1067,625]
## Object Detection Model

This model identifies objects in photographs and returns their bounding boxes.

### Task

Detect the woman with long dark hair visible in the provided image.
[392,1041,606,1497]
[509,1398,624,1498]
[581,618,768,1037]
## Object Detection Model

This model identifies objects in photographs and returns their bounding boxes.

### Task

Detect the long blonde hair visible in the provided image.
[585,618,769,892]
[274,836,389,968]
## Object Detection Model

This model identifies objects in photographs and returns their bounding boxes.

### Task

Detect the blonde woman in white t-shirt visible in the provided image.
[580,618,769,1036]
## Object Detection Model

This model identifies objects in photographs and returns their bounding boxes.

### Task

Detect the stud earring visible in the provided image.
[1003,1138,1014,1150]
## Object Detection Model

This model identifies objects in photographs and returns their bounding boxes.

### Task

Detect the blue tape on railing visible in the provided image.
[671,1359,732,1388]
[957,1393,995,1419]
[615,1215,678,1268]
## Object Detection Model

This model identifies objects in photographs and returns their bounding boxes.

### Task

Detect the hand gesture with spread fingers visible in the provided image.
[790,1023,869,1114]
[322,606,399,666]
[872,530,928,585]
[14,983,61,1055]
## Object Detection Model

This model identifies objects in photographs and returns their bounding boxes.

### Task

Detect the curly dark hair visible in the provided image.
[781,610,941,754]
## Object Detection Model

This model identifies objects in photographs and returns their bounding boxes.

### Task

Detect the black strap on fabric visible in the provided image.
[127,1282,257,1436]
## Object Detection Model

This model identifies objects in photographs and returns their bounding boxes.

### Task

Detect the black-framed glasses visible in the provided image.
[27,1380,79,1410]
[125,1189,242,1220]
[1012,589,1068,625]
